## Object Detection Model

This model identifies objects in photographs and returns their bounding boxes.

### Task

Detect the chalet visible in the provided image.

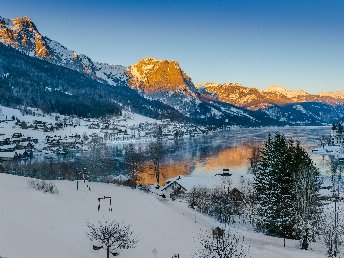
[12,133,23,139]
[162,132,175,140]
[0,138,11,146]
[161,175,223,196]
[0,152,16,161]
[64,121,74,127]
[15,142,34,150]
[229,187,246,203]
[55,122,64,129]
[69,133,81,139]
[161,180,188,196]
[215,168,232,177]
[101,123,110,130]
[162,119,171,124]
[338,154,344,162]
[14,149,33,159]
[331,123,344,145]
[161,174,251,200]
[33,120,45,125]
[0,144,16,152]
[89,123,100,129]
[33,120,47,130]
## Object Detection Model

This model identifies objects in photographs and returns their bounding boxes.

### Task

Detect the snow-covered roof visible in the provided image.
[0,152,15,158]
[162,173,254,193]
[162,176,218,192]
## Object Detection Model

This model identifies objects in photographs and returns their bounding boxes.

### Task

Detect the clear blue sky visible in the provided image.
[1,0,343,92]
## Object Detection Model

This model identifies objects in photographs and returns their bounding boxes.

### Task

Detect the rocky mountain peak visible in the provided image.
[11,16,36,29]
[126,57,194,93]
[0,15,48,58]
[0,15,128,86]
[264,85,309,98]
[200,82,344,110]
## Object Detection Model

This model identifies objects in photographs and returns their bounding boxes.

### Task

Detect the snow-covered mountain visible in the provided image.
[196,82,344,124]
[1,15,342,126]
[126,57,200,116]
[127,57,196,93]
[197,82,344,110]
[319,90,344,100]
[0,16,128,86]
[126,57,281,126]
[264,85,310,99]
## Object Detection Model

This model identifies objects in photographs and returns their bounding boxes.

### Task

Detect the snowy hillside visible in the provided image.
[0,174,329,258]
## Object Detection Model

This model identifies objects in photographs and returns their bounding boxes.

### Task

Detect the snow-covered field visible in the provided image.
[0,174,329,258]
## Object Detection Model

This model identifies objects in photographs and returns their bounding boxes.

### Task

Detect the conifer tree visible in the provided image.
[252,133,320,242]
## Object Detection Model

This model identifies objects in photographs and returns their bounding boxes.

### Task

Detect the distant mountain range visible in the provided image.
[196,83,344,109]
[1,15,343,126]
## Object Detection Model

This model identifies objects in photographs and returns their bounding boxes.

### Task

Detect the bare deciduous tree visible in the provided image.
[123,144,144,187]
[322,204,344,257]
[248,144,261,175]
[293,165,321,250]
[149,140,163,185]
[87,220,138,258]
[193,229,249,258]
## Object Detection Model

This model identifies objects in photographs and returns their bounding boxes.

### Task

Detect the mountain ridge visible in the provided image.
[196,82,344,109]
[1,15,343,126]
[0,15,128,86]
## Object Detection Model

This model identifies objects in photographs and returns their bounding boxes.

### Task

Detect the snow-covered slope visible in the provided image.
[262,102,343,125]
[0,174,329,258]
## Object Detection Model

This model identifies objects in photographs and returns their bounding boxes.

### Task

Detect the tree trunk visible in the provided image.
[301,232,309,250]
[107,246,110,258]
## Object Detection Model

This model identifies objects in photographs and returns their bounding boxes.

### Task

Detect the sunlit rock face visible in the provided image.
[198,83,344,110]
[0,16,128,86]
[127,57,196,94]
[126,57,209,118]
[0,16,49,58]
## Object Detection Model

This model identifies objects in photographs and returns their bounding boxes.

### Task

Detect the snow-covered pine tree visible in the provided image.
[252,133,320,241]
[254,133,274,233]
[291,142,321,250]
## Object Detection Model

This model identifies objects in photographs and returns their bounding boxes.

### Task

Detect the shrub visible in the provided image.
[27,179,59,194]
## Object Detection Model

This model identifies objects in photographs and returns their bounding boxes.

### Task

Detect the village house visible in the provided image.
[331,123,344,145]
[162,175,227,197]
[161,172,251,200]
[12,133,23,139]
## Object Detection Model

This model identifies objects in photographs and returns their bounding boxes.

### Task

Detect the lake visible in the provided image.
[3,126,334,184]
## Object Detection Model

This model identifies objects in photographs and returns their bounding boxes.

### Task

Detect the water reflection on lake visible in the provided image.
[136,126,334,184]
[4,126,334,184]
